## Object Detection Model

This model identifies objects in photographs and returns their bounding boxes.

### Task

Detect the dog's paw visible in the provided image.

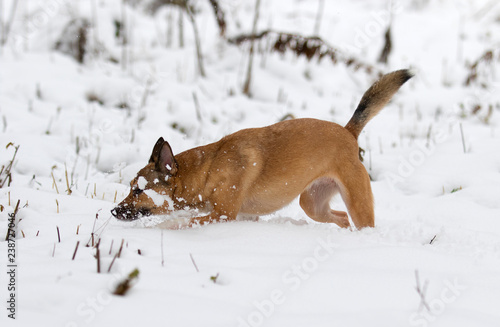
[331,210,350,228]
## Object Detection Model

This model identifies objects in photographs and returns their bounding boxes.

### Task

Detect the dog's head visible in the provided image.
[111,137,179,221]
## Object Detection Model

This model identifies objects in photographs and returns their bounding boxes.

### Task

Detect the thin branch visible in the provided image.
[242,0,261,96]
[95,239,101,273]
[0,143,19,188]
[1,0,19,46]
[117,239,125,258]
[459,123,467,153]
[229,30,381,77]
[189,253,199,272]
[86,210,101,247]
[109,239,114,255]
[64,163,72,195]
[72,241,80,260]
[184,0,206,77]
[464,49,498,86]
[208,0,226,37]
[378,26,392,64]
[313,0,325,36]
[192,92,202,122]
[51,171,60,194]
[414,270,430,312]
[108,252,119,273]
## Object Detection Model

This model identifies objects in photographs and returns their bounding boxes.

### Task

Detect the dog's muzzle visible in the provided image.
[111,204,151,221]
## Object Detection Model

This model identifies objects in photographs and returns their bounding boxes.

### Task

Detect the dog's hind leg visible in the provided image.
[336,162,375,229]
[299,178,350,228]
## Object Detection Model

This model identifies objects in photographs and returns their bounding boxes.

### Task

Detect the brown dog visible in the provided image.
[111,69,413,229]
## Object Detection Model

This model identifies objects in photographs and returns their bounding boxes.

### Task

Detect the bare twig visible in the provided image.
[72,241,80,260]
[178,8,184,48]
[95,239,101,273]
[92,216,113,243]
[65,163,72,195]
[140,78,153,109]
[242,0,261,96]
[184,1,206,77]
[117,239,125,258]
[0,143,19,188]
[51,171,60,194]
[87,210,101,247]
[459,123,466,153]
[464,49,498,86]
[121,0,128,71]
[192,92,202,122]
[108,252,119,273]
[208,0,226,37]
[313,0,325,35]
[189,253,199,272]
[109,239,114,255]
[229,30,380,77]
[165,9,173,47]
[1,0,19,46]
[91,0,100,50]
[414,270,430,311]
[56,226,61,243]
[378,26,392,64]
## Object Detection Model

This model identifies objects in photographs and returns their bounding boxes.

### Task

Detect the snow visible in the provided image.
[137,176,148,190]
[1,0,500,326]
[143,189,171,208]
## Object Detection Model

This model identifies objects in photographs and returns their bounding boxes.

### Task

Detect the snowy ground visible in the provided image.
[1,0,500,326]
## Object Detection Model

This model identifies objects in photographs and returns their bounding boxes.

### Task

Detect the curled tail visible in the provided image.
[345,69,414,139]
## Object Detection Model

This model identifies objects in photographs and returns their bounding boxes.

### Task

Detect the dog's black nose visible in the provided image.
[111,205,141,221]
[111,207,127,220]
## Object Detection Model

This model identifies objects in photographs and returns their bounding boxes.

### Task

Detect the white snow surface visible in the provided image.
[0,0,500,326]
[137,176,148,190]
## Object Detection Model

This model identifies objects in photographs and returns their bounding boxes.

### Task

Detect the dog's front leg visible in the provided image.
[187,192,242,228]
[187,211,234,228]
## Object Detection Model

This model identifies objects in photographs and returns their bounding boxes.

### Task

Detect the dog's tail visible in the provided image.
[345,69,414,139]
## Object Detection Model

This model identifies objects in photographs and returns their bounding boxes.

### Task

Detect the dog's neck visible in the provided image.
[171,145,216,211]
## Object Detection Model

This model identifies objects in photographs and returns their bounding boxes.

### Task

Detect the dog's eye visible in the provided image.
[132,188,143,196]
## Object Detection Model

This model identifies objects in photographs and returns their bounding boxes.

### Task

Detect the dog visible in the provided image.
[111,69,413,229]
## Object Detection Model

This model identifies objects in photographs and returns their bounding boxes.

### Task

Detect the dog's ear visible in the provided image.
[149,137,178,175]
[149,137,165,164]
